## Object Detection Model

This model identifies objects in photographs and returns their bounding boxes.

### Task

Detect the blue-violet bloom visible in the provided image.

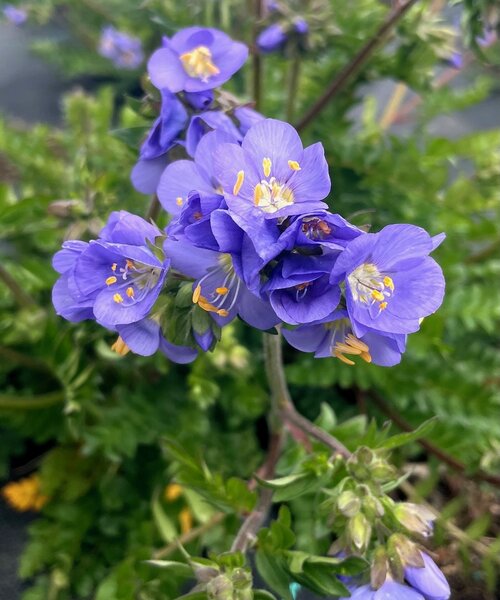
[3,4,27,25]
[405,552,451,600]
[99,26,144,69]
[148,27,248,93]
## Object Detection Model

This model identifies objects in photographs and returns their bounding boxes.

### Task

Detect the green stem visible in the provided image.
[145,194,161,222]
[285,51,301,123]
[251,0,263,110]
[0,391,65,410]
[0,346,50,372]
[0,263,37,308]
[295,0,420,132]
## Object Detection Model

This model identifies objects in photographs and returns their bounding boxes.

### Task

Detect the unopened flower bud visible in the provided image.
[405,551,451,600]
[337,490,361,517]
[206,575,234,600]
[394,503,435,537]
[363,495,385,519]
[370,461,397,482]
[48,199,83,218]
[370,546,389,589]
[349,512,371,552]
[357,446,375,465]
[232,567,253,590]
[389,533,425,569]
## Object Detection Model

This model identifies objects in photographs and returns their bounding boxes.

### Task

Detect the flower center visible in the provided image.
[253,177,294,213]
[347,263,394,312]
[192,254,239,318]
[324,319,372,365]
[105,259,162,305]
[179,45,220,82]
[301,217,332,240]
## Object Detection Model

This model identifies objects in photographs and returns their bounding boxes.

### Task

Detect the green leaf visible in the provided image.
[110,126,149,149]
[255,552,293,600]
[376,417,438,450]
[143,560,193,577]
[151,490,177,543]
[253,590,278,600]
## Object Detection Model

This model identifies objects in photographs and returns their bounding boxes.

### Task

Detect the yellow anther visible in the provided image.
[113,293,124,304]
[215,287,229,295]
[334,350,356,366]
[335,342,362,356]
[217,309,229,317]
[192,284,202,304]
[233,170,245,195]
[164,483,183,502]
[371,290,385,302]
[126,287,134,298]
[383,276,394,291]
[180,46,220,81]
[176,197,183,207]
[379,301,388,311]
[288,160,301,171]
[345,334,369,353]
[111,263,117,272]
[262,157,272,177]
[360,351,372,363]
[126,259,135,270]
[105,276,117,286]
[111,336,130,356]
[254,183,263,205]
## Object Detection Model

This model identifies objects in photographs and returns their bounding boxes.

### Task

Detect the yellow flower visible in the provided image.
[179,507,193,534]
[2,474,48,512]
[164,483,183,502]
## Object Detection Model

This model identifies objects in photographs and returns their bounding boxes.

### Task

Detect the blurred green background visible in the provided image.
[0,1,499,598]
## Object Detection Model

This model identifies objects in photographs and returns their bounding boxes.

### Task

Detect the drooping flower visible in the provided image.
[330,225,445,336]
[3,4,27,25]
[263,254,341,325]
[148,27,248,93]
[234,106,266,135]
[184,89,214,110]
[53,211,169,329]
[405,552,451,600]
[213,118,330,219]
[98,26,144,69]
[131,89,187,194]
[341,581,425,599]
[279,211,364,252]
[185,110,242,157]
[283,310,406,367]
[257,23,288,53]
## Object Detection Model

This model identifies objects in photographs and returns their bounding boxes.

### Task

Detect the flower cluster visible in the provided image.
[53,25,445,370]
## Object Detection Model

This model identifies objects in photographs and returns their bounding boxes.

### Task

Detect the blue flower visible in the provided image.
[257,23,288,53]
[213,118,330,219]
[98,26,143,69]
[131,89,188,195]
[404,552,450,600]
[53,211,169,329]
[263,254,341,325]
[341,581,425,599]
[3,4,27,25]
[185,110,242,157]
[330,225,445,336]
[283,310,406,367]
[148,27,248,93]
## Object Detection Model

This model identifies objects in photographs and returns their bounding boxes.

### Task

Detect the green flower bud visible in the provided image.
[206,575,234,600]
[370,460,397,482]
[337,490,361,517]
[349,512,372,552]
[393,502,435,537]
[357,446,375,465]
[232,567,253,590]
[363,495,385,519]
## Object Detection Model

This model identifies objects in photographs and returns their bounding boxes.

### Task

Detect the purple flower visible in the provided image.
[234,106,266,135]
[186,110,242,157]
[148,27,248,93]
[257,23,287,53]
[263,254,341,325]
[405,552,450,600]
[330,225,445,336]
[131,89,188,195]
[279,212,364,251]
[164,234,279,331]
[117,318,197,362]
[53,211,169,329]
[283,310,406,367]
[158,130,235,216]
[213,118,330,219]
[294,18,309,36]
[99,26,143,69]
[184,90,214,110]
[341,581,424,599]
[3,4,27,25]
